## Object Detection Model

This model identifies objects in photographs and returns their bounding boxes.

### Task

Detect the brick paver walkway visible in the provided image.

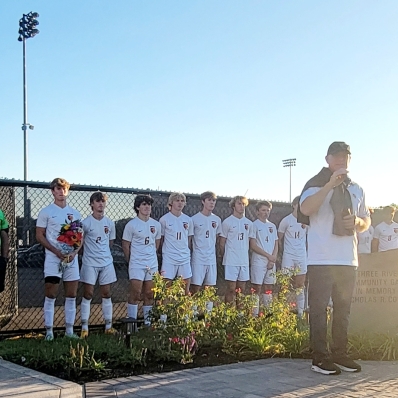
[84,358,398,397]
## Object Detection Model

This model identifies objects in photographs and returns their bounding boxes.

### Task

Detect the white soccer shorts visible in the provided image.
[44,258,80,282]
[80,264,117,286]
[191,264,217,286]
[281,255,307,275]
[224,265,249,282]
[161,262,192,280]
[250,264,276,285]
[129,265,158,281]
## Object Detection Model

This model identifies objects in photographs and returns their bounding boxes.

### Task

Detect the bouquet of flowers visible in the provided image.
[56,219,83,272]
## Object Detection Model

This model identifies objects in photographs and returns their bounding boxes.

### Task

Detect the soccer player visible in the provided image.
[278,196,308,316]
[80,192,117,337]
[122,194,161,324]
[159,192,193,295]
[357,225,374,254]
[0,208,10,293]
[220,196,254,304]
[250,201,278,309]
[190,191,222,311]
[372,206,398,252]
[36,178,82,340]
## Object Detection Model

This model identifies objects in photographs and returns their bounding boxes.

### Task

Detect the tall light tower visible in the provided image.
[18,11,40,181]
[282,158,296,203]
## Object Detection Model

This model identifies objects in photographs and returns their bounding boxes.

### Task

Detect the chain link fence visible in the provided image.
[0,179,291,335]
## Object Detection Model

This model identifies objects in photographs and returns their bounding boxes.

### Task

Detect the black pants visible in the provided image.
[307,265,356,361]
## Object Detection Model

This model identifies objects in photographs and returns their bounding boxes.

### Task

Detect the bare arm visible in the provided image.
[155,238,161,252]
[121,239,130,263]
[0,230,9,259]
[300,168,347,216]
[36,226,64,260]
[272,240,278,259]
[188,236,192,251]
[371,238,379,253]
[249,238,276,263]
[109,239,114,249]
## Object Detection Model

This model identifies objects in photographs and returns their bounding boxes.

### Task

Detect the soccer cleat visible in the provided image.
[80,329,89,339]
[311,359,341,375]
[65,333,80,340]
[104,327,118,335]
[333,357,361,372]
[45,333,54,341]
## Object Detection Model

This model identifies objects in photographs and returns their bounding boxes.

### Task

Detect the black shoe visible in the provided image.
[333,357,361,372]
[311,359,341,375]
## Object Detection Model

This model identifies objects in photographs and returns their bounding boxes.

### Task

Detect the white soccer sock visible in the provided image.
[80,297,91,331]
[262,293,273,307]
[252,295,260,317]
[102,298,113,330]
[65,297,76,335]
[143,305,152,325]
[296,289,305,316]
[128,303,138,319]
[205,301,214,313]
[44,297,56,333]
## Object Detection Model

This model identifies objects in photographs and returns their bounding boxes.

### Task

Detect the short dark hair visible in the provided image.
[292,196,300,207]
[256,201,272,211]
[90,191,108,204]
[134,194,154,213]
[200,191,217,202]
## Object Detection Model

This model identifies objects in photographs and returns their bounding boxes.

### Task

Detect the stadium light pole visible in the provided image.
[18,12,39,181]
[282,158,296,203]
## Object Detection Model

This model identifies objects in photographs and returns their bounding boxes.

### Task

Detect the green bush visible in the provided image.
[2,272,397,383]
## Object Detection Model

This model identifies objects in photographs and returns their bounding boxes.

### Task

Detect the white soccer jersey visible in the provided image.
[82,215,115,267]
[357,225,374,254]
[251,219,278,267]
[122,217,161,269]
[278,213,307,258]
[374,222,398,252]
[36,203,81,267]
[159,212,193,266]
[221,215,254,267]
[191,212,222,266]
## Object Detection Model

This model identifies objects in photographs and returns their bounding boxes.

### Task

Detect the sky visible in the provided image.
[1,1,397,207]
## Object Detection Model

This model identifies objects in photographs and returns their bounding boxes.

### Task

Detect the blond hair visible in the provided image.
[229,196,249,209]
[168,192,186,208]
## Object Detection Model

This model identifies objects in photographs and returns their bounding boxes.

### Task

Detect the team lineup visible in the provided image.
[35,178,309,341]
[30,141,398,377]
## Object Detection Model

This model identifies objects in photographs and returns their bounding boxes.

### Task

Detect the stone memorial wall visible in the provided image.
[349,249,398,333]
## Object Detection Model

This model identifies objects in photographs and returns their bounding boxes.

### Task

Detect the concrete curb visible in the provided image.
[0,359,83,398]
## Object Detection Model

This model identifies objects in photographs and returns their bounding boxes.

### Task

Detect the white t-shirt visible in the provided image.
[251,219,278,267]
[159,212,193,265]
[300,182,369,266]
[82,215,115,267]
[221,215,255,267]
[357,225,374,254]
[374,222,398,252]
[191,212,222,266]
[278,213,307,259]
[36,203,81,267]
[122,217,161,269]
